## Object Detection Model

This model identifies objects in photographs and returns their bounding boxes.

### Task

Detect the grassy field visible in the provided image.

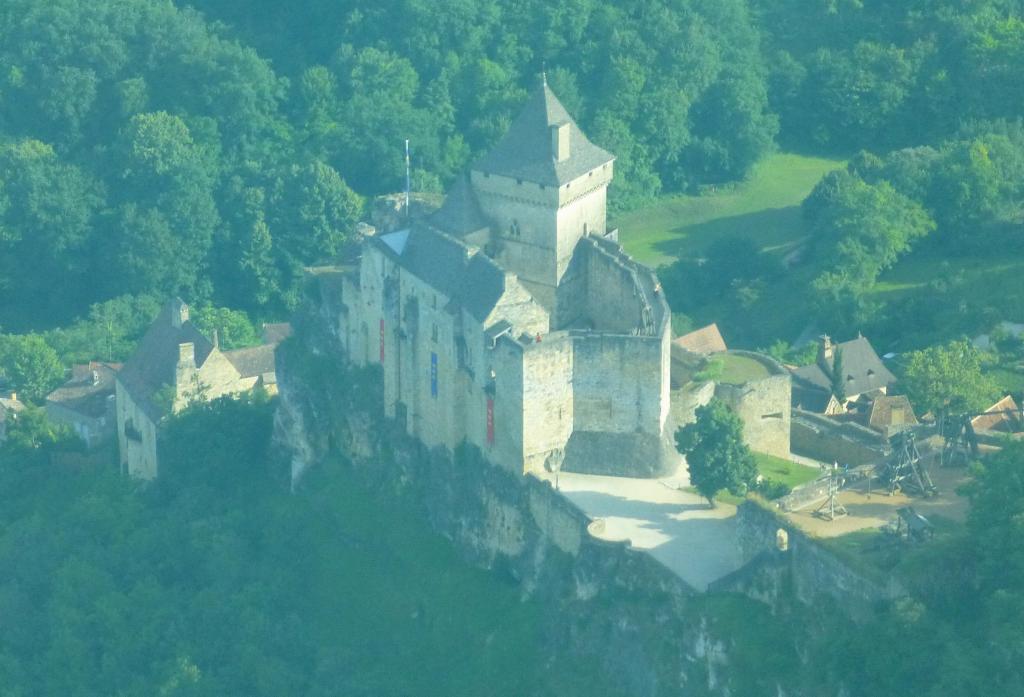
[716,353,772,384]
[613,152,844,268]
[685,453,820,505]
[753,452,821,489]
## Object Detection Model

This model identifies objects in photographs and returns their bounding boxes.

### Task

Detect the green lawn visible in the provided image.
[717,353,772,384]
[753,452,821,489]
[613,152,845,268]
[683,453,820,504]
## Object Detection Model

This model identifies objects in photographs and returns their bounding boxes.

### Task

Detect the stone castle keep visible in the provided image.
[331,82,674,476]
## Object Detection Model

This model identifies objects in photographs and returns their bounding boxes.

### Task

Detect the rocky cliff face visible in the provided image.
[272,295,840,697]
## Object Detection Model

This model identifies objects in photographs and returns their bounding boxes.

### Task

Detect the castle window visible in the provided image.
[432,324,439,342]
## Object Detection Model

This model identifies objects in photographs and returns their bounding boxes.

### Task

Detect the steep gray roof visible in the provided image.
[223,345,276,379]
[46,363,118,419]
[429,175,488,236]
[372,226,506,324]
[473,83,613,186]
[793,336,896,398]
[117,300,214,421]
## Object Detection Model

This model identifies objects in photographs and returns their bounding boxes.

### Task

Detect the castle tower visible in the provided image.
[470,81,615,320]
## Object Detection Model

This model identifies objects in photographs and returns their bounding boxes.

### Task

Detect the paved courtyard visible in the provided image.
[535,463,744,591]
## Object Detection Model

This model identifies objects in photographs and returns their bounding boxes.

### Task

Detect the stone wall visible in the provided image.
[791,409,886,465]
[714,351,792,459]
[580,238,647,335]
[566,332,671,476]
[715,500,903,618]
[521,333,574,473]
[114,379,158,479]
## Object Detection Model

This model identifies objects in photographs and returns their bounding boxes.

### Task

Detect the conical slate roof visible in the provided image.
[473,82,614,187]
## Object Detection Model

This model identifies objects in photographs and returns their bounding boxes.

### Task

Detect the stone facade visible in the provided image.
[714,351,792,460]
[671,349,792,460]
[328,83,673,477]
[116,299,280,479]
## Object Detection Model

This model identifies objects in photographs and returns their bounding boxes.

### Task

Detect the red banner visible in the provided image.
[379,319,385,362]
[486,398,495,446]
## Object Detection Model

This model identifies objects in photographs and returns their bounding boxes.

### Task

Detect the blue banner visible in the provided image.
[430,352,438,397]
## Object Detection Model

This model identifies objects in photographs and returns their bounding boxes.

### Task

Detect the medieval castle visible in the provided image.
[330,81,674,477]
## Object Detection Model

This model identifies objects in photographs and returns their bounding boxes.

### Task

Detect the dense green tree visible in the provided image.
[805,170,934,325]
[960,442,1024,691]
[675,398,757,506]
[830,347,846,401]
[192,306,261,349]
[0,405,80,462]
[901,339,1000,415]
[44,294,161,365]
[0,140,104,325]
[927,139,1003,241]
[110,112,220,299]
[0,334,64,403]
[270,160,363,265]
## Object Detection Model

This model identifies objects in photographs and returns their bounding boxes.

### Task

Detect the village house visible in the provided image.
[45,362,120,449]
[791,334,897,414]
[116,299,279,479]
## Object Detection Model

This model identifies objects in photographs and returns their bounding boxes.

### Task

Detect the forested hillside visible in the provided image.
[0,0,776,332]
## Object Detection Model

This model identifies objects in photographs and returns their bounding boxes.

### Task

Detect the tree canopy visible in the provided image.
[900,339,1000,416]
[675,398,757,506]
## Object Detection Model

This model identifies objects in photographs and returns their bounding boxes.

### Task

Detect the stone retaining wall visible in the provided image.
[711,500,903,618]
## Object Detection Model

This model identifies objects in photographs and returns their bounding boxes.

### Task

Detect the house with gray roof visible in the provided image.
[328,79,674,480]
[791,334,897,414]
[45,362,120,449]
[116,299,278,479]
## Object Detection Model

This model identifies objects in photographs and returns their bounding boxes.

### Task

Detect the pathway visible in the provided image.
[535,464,744,591]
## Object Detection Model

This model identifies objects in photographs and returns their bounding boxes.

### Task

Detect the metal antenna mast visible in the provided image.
[404,139,411,219]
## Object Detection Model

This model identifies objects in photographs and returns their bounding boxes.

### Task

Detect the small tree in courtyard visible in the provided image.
[675,398,757,507]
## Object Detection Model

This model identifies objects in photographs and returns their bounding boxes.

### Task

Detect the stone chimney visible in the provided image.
[818,334,834,366]
[212,328,220,349]
[170,298,189,328]
[551,122,570,163]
